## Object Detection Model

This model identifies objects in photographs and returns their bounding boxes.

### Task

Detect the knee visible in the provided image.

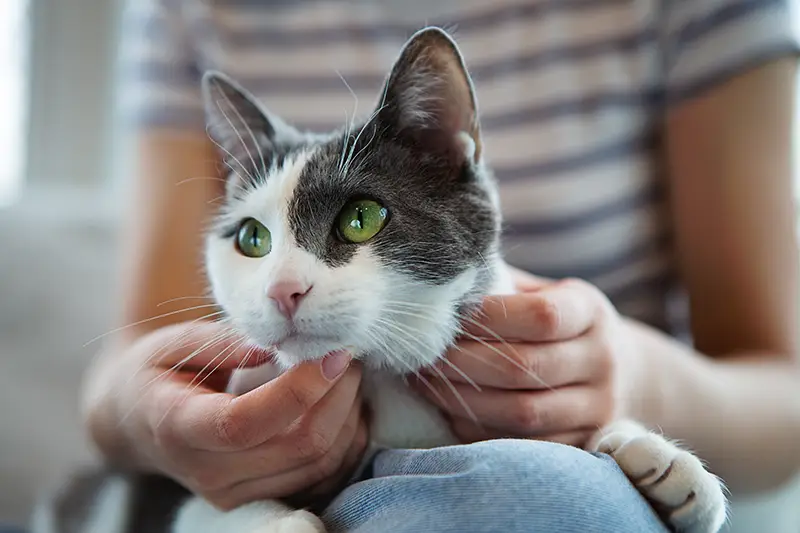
[428,439,664,531]
[466,438,616,486]
[446,439,621,492]
[326,440,666,533]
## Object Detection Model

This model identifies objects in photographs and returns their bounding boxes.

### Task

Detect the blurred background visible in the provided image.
[1,1,800,532]
[0,0,125,527]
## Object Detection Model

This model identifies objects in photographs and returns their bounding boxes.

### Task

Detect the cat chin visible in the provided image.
[269,337,354,368]
[274,336,454,374]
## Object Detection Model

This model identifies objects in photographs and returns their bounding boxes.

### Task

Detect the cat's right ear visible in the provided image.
[376,27,482,167]
[201,71,296,185]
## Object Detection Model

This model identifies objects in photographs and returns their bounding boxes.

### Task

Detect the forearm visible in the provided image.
[625,319,800,494]
[80,339,164,472]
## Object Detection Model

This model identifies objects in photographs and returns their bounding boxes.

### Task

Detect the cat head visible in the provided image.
[202,27,504,373]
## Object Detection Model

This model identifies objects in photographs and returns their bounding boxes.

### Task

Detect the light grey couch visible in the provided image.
[0,191,116,527]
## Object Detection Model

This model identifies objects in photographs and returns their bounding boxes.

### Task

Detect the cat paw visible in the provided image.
[251,510,326,533]
[588,420,728,533]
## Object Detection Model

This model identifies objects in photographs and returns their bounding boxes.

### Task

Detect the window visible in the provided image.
[0,0,29,207]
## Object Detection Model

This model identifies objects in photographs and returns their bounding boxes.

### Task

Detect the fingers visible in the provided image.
[203,395,367,509]
[291,407,369,504]
[464,279,603,342]
[164,352,357,451]
[429,336,609,390]
[231,362,364,471]
[416,380,611,437]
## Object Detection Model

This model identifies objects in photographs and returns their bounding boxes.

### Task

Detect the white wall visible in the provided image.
[24,0,123,193]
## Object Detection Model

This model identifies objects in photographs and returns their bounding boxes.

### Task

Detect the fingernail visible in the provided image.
[322,350,352,381]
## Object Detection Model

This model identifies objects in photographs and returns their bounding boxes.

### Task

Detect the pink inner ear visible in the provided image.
[397,43,483,164]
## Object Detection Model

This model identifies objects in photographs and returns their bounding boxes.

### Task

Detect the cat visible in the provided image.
[170,27,728,533]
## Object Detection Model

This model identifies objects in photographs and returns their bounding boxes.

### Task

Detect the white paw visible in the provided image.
[588,420,728,533]
[252,510,326,533]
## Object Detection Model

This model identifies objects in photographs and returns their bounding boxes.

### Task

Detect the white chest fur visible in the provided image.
[362,370,458,449]
[362,262,514,450]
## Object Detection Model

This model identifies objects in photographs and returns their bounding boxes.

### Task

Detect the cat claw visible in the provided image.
[588,420,728,533]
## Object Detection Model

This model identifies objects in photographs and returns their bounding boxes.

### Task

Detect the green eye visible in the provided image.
[236,218,272,257]
[337,199,389,244]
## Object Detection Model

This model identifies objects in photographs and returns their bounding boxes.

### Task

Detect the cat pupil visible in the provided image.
[352,210,364,230]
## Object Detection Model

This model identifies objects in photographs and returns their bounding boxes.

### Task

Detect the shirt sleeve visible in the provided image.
[117,0,206,131]
[662,0,800,104]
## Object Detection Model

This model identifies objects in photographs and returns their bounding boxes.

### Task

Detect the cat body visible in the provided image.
[173,27,728,533]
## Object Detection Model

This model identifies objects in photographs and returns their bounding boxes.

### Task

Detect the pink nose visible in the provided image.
[267,280,312,319]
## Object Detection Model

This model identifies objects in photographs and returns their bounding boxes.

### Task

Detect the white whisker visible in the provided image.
[83,304,223,347]
[381,301,552,390]
[335,70,359,172]
[365,317,451,408]
[429,363,479,425]
[214,95,259,183]
[156,337,246,429]
[205,124,255,187]
[139,328,237,392]
[221,88,268,180]
[436,356,482,393]
[156,295,216,307]
[121,312,229,390]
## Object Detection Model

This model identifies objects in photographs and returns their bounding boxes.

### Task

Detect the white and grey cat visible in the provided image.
[174,27,728,533]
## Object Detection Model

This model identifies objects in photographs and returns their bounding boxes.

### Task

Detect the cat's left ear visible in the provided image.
[202,71,300,181]
[376,27,482,165]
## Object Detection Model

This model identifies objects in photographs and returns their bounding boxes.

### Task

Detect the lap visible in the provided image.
[322,439,669,533]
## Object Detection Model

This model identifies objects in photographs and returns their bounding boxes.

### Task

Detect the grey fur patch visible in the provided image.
[122,474,191,533]
[35,469,117,533]
[287,27,499,285]
[287,130,498,285]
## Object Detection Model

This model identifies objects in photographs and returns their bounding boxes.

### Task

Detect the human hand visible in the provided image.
[415,274,639,448]
[83,321,368,510]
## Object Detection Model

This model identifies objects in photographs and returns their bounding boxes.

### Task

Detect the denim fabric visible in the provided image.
[323,439,669,533]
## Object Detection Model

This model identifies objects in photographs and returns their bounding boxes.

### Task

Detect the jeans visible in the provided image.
[20,439,670,533]
[322,439,669,533]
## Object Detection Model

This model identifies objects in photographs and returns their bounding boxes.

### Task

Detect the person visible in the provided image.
[75,0,800,531]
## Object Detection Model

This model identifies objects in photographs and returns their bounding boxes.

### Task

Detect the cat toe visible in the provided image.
[253,510,326,533]
[644,451,727,533]
[594,424,727,533]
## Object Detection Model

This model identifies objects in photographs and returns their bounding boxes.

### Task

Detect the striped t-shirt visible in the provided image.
[121,0,800,338]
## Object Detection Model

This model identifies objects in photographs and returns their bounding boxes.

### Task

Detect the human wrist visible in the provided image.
[616,318,669,425]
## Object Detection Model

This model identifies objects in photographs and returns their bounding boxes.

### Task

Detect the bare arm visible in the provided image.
[82,130,223,462]
[117,131,222,335]
[629,57,800,493]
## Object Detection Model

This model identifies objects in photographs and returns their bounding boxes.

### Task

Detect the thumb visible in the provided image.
[177,350,357,450]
